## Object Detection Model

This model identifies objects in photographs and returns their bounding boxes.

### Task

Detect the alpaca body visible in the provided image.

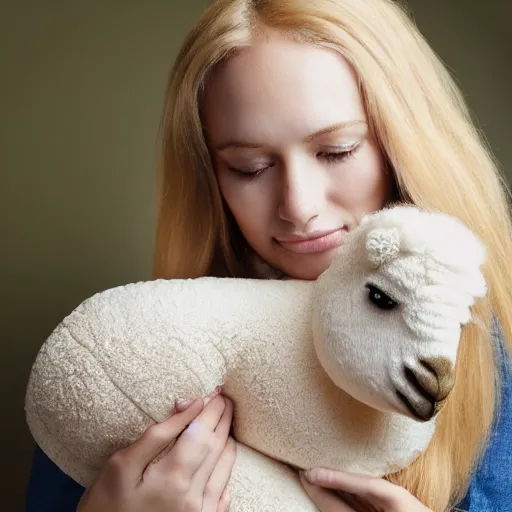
[26,276,434,488]
[25,206,488,511]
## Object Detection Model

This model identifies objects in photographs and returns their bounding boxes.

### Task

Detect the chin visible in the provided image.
[280,254,334,281]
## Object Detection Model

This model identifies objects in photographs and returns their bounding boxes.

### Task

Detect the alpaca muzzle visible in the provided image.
[396,357,455,421]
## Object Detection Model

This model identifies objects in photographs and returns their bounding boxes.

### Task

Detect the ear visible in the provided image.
[365,227,401,268]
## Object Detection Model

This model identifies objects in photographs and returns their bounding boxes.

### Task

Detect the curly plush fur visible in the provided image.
[25,206,487,511]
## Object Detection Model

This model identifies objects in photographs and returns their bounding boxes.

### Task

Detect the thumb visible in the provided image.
[303,467,379,496]
[300,471,356,512]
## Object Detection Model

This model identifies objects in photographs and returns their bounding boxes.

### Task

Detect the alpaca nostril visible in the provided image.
[395,388,435,422]
[404,367,435,400]
[397,357,455,421]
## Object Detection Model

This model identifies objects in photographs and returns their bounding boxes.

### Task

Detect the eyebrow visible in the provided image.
[215,120,366,151]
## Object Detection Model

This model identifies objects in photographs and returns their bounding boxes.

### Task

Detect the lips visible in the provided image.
[276,228,347,254]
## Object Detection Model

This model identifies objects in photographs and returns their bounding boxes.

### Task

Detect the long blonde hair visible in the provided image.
[153,1,512,509]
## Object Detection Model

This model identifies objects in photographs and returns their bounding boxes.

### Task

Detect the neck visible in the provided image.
[241,247,288,280]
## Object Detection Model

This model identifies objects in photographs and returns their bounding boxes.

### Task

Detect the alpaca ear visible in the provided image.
[365,227,401,268]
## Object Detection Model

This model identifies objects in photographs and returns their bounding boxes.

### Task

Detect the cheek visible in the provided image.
[331,146,391,211]
[216,171,272,242]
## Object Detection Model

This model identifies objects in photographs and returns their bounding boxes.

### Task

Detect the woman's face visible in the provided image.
[203,30,394,280]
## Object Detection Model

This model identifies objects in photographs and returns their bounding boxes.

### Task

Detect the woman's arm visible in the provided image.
[25,445,85,512]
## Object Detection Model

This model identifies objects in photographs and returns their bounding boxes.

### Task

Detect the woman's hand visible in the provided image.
[299,467,432,512]
[77,391,236,512]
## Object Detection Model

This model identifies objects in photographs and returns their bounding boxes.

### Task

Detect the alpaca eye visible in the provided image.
[365,284,398,310]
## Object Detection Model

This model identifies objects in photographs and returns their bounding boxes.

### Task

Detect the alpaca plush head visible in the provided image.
[312,205,487,422]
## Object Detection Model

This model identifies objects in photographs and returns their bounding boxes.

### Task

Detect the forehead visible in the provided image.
[202,32,368,144]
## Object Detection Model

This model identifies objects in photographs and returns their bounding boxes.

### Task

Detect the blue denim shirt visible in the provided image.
[456,325,512,512]
[25,332,512,512]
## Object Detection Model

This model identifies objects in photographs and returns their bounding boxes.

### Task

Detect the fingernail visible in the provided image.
[203,386,222,405]
[299,470,314,487]
[304,468,321,482]
[175,398,199,411]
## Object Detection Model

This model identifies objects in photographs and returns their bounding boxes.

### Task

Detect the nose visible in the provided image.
[397,357,455,421]
[277,157,323,227]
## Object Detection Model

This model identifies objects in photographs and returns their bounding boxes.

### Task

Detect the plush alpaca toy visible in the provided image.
[25,205,487,511]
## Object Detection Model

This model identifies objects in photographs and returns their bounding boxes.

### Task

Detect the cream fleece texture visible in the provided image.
[25,206,487,511]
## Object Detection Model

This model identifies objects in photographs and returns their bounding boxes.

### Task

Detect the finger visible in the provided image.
[195,394,228,431]
[203,386,223,406]
[156,396,228,479]
[115,398,204,476]
[300,472,357,512]
[202,438,237,512]
[151,391,224,466]
[304,467,384,499]
[174,386,221,413]
[217,487,230,512]
[214,396,234,438]
[305,469,410,510]
[189,400,234,498]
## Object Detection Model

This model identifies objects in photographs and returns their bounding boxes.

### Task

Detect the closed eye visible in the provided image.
[317,144,359,164]
[227,163,275,178]
[226,142,360,177]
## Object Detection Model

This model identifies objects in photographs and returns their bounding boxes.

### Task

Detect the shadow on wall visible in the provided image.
[404,0,511,183]
[1,1,210,509]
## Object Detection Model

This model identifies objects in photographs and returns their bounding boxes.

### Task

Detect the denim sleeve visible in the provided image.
[25,445,85,512]
[456,323,512,512]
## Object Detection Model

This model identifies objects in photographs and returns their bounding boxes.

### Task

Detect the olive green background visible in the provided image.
[1,1,510,509]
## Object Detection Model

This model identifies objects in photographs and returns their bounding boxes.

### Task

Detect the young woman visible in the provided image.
[26,1,512,511]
